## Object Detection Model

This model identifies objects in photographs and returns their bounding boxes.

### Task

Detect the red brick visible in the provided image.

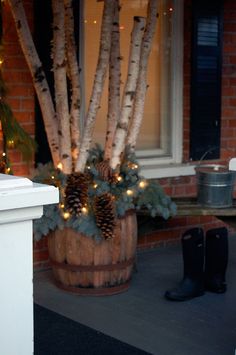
[33,250,49,263]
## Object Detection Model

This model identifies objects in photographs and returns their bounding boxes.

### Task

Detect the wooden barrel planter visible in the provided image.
[47,211,137,296]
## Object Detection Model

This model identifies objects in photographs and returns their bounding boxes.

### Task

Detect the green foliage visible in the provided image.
[33,146,177,240]
[135,181,177,219]
[0,100,36,161]
[0,3,36,165]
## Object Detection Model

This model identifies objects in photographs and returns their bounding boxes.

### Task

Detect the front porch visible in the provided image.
[34,232,236,355]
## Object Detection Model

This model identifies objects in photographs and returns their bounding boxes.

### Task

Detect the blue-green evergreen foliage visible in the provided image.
[33,146,176,241]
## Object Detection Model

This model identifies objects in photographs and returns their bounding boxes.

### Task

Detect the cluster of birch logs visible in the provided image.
[8,0,158,175]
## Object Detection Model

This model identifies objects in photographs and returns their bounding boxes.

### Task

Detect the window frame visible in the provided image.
[79,0,184,178]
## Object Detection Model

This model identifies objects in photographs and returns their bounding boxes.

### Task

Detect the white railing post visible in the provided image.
[0,174,59,355]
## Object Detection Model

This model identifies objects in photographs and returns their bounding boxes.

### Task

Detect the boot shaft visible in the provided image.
[182,227,204,279]
[205,226,228,293]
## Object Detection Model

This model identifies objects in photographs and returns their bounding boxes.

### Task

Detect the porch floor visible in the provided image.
[34,234,236,355]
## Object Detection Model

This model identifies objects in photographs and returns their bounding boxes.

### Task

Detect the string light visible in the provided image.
[126,189,133,196]
[63,211,70,220]
[7,139,14,148]
[117,175,122,182]
[60,203,65,209]
[51,175,55,180]
[139,180,148,189]
[81,206,88,214]
[93,183,98,188]
[57,162,63,171]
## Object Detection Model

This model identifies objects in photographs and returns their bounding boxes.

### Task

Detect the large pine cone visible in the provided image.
[65,172,90,215]
[95,160,115,183]
[94,192,116,239]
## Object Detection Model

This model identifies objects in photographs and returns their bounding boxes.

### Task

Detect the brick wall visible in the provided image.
[2,0,34,176]
[138,0,230,250]
[2,0,236,270]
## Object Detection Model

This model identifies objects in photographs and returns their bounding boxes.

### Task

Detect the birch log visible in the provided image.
[64,0,80,165]
[127,0,158,151]
[8,0,60,167]
[104,0,120,161]
[110,16,146,169]
[52,0,72,174]
[75,0,115,172]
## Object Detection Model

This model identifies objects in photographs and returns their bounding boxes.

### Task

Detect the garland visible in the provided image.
[0,0,36,174]
[33,146,177,241]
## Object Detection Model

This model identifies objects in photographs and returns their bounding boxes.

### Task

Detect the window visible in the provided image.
[82,0,184,174]
[34,0,184,177]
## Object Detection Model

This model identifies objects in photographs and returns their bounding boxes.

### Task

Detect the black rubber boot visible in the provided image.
[165,227,205,301]
[205,227,228,294]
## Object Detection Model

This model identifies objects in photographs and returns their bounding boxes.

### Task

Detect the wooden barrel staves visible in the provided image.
[47,211,137,296]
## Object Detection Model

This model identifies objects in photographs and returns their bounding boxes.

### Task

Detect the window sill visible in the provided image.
[140,163,196,179]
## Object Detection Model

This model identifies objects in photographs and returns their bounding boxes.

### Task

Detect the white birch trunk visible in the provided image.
[104,0,120,161]
[127,0,158,151]
[8,0,60,167]
[64,0,80,165]
[52,0,72,174]
[110,16,146,169]
[75,0,116,173]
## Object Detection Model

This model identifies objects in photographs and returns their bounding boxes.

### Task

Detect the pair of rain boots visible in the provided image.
[165,226,228,301]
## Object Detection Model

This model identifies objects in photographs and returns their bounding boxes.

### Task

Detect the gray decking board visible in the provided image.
[34,235,236,355]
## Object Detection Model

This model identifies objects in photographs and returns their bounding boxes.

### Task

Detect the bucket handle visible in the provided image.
[197,147,236,171]
[198,146,219,165]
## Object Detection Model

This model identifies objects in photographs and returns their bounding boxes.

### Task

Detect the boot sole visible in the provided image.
[165,290,205,302]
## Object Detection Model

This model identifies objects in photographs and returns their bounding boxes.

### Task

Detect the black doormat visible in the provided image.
[34,304,151,355]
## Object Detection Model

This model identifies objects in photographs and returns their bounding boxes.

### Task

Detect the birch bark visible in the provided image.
[127,0,158,151]
[110,16,146,169]
[8,0,60,167]
[75,0,115,172]
[64,0,80,165]
[104,0,120,161]
[52,0,72,174]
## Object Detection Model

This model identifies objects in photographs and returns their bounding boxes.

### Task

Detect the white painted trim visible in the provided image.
[171,0,184,164]
[140,163,196,179]
[0,173,32,189]
[136,0,184,165]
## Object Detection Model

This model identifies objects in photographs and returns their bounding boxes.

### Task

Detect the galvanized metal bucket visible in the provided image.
[195,164,236,208]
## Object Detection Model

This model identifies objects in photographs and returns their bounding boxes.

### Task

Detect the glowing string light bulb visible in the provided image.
[63,211,70,220]
[57,162,63,171]
[81,206,88,214]
[126,189,133,196]
[139,180,148,189]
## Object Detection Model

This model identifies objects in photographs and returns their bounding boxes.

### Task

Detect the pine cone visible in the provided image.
[95,160,114,183]
[65,172,90,215]
[94,193,116,239]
